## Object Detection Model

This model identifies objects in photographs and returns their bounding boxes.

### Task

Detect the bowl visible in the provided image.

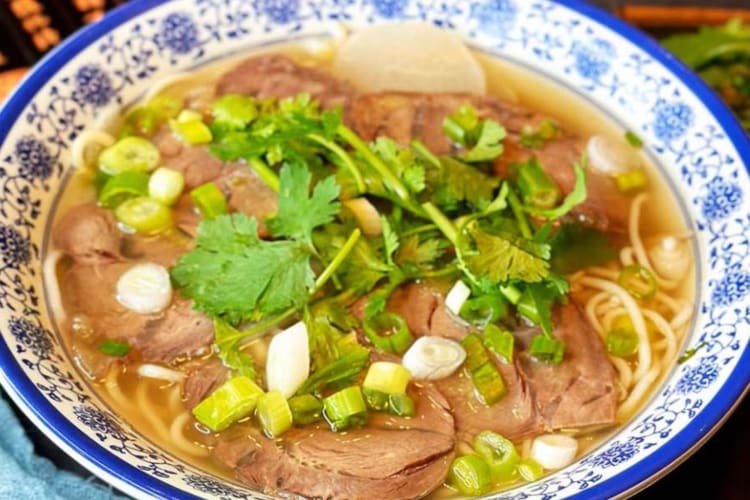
[1,0,749,498]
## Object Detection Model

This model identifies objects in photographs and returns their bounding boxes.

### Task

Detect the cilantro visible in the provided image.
[395,235,446,268]
[443,104,506,162]
[517,279,567,337]
[519,119,560,149]
[432,157,501,211]
[214,319,258,380]
[372,138,426,195]
[549,223,617,274]
[461,120,506,162]
[381,216,400,267]
[267,162,341,245]
[296,336,370,395]
[525,155,587,220]
[172,214,314,324]
[464,228,550,284]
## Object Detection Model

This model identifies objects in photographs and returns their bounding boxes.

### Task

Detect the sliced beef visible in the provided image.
[182,359,228,410]
[518,303,617,430]
[215,54,354,109]
[387,283,468,341]
[135,298,214,363]
[61,262,213,363]
[53,203,121,264]
[221,168,278,237]
[214,383,454,499]
[436,360,542,443]
[349,92,630,231]
[120,233,191,268]
[152,128,224,190]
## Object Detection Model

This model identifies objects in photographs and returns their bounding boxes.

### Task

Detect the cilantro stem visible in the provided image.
[337,125,411,202]
[307,133,366,194]
[410,139,440,168]
[422,202,458,246]
[401,223,437,238]
[248,157,280,192]
[507,189,533,239]
[314,228,362,293]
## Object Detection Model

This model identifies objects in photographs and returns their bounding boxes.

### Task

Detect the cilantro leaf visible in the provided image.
[464,228,550,283]
[525,155,587,220]
[517,279,568,337]
[171,214,314,324]
[396,235,446,268]
[372,138,426,194]
[381,216,399,267]
[432,157,501,211]
[267,162,340,245]
[461,120,506,162]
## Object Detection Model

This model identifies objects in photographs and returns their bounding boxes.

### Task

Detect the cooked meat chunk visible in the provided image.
[120,233,191,268]
[387,283,468,341]
[182,359,228,410]
[518,302,618,430]
[172,193,201,238]
[213,383,455,499]
[221,168,278,237]
[215,54,354,109]
[349,92,630,231]
[136,298,214,363]
[152,128,224,190]
[54,203,121,264]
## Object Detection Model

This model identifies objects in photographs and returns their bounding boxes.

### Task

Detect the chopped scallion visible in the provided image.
[624,130,643,148]
[516,159,560,209]
[98,171,149,208]
[362,312,413,355]
[170,109,212,145]
[192,376,264,432]
[256,390,293,438]
[460,293,508,327]
[190,182,228,219]
[518,458,545,482]
[99,339,130,357]
[471,362,507,405]
[363,361,411,395]
[483,325,514,363]
[528,335,565,364]
[606,326,639,358]
[472,431,520,484]
[288,394,323,425]
[212,94,258,129]
[114,196,173,234]
[98,136,160,175]
[614,169,648,193]
[617,264,657,300]
[448,455,491,496]
[322,386,368,432]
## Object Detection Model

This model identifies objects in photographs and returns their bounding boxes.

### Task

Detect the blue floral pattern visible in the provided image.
[0,0,747,499]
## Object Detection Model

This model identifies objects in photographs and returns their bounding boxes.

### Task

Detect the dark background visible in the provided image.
[2,0,750,498]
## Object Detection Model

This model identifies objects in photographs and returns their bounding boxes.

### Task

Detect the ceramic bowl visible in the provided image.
[0,0,748,498]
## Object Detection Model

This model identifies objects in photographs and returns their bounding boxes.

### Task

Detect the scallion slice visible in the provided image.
[99,171,149,208]
[518,458,545,482]
[212,94,258,129]
[617,264,657,300]
[99,339,130,357]
[363,361,411,395]
[114,196,173,234]
[614,169,648,193]
[362,312,413,355]
[169,109,212,145]
[461,334,507,405]
[322,386,368,432]
[362,388,416,417]
[461,334,490,372]
[148,167,185,206]
[448,455,491,496]
[288,394,323,425]
[460,294,508,327]
[190,182,228,219]
[256,390,293,438]
[516,159,560,209]
[192,376,264,432]
[472,431,520,484]
[483,325,514,363]
[528,335,565,364]
[98,136,160,175]
[606,327,639,357]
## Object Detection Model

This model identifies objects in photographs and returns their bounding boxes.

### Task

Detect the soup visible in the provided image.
[48,22,694,499]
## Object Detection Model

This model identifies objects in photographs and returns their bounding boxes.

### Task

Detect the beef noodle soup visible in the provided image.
[47,22,694,498]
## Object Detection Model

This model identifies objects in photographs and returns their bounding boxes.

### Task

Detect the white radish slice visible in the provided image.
[333,21,486,94]
[586,135,640,176]
[445,280,471,315]
[116,263,172,314]
[265,322,310,398]
[529,434,579,470]
[402,336,466,381]
[343,198,382,236]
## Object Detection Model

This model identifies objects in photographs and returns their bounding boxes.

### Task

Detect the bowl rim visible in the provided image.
[0,0,749,499]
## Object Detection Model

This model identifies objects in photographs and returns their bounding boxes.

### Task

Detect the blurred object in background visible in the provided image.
[662,19,750,131]
[619,3,750,29]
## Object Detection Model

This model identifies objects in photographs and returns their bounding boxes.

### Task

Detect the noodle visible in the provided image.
[609,356,633,393]
[617,365,661,420]
[103,367,137,415]
[642,309,678,367]
[170,411,210,457]
[42,250,65,322]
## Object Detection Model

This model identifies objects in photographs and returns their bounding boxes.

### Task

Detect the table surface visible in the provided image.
[2,1,749,498]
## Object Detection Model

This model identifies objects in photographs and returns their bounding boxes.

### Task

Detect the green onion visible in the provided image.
[98,136,160,175]
[212,94,258,129]
[499,284,523,306]
[448,455,491,496]
[518,458,545,482]
[460,294,508,327]
[678,342,707,365]
[288,394,323,425]
[443,104,479,145]
[516,159,561,209]
[190,182,228,219]
[362,388,390,412]
[120,95,181,137]
[362,388,416,417]
[115,196,173,234]
[528,335,565,364]
[506,189,532,239]
[170,109,213,145]
[617,264,657,300]
[461,334,507,405]
[99,339,130,357]
[473,431,520,484]
[98,171,149,208]
[256,390,293,438]
[606,324,639,358]
[322,386,369,432]
[192,376,264,432]
[363,361,411,395]
[148,167,185,206]
[483,324,514,363]
[362,312,413,355]
[624,130,643,148]
[614,169,648,193]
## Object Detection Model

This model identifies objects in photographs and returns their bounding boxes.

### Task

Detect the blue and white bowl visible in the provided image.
[0,1,748,498]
